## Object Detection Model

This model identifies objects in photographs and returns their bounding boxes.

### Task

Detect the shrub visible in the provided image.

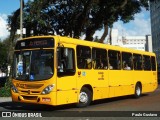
[0,77,11,97]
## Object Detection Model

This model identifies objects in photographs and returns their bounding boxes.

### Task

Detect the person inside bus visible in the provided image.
[77,49,86,69]
[58,56,67,72]
[98,62,104,69]
[109,63,113,69]
[124,63,131,70]
[86,58,92,69]
[17,59,23,75]
[84,49,91,69]
[98,62,107,69]
[97,55,107,69]
[92,59,96,69]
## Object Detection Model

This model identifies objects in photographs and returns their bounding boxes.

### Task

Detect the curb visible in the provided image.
[0,97,12,102]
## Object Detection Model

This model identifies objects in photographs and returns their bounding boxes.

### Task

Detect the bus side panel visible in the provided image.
[142,71,157,93]
[56,90,78,105]
[108,70,134,97]
[92,70,109,100]
[150,71,158,92]
[108,70,123,97]
[143,71,153,93]
[77,69,109,101]
[93,87,109,100]
[56,75,78,105]
[120,71,135,95]
[77,70,93,96]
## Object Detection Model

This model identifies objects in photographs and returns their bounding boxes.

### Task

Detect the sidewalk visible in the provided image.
[0,97,11,102]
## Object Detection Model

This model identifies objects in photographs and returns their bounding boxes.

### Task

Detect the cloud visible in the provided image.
[93,9,151,42]
[113,9,151,36]
[0,14,9,41]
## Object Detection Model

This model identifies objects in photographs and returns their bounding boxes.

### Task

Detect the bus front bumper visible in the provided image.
[11,91,57,106]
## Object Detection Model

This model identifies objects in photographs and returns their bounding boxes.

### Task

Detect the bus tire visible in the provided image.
[76,87,92,108]
[134,83,142,98]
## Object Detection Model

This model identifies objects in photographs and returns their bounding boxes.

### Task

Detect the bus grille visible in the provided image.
[18,84,44,89]
[22,96,38,101]
[20,90,41,94]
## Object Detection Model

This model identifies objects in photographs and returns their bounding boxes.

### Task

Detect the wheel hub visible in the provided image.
[79,92,88,103]
[136,87,141,96]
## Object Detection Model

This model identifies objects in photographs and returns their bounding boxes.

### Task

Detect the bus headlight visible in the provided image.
[11,83,18,93]
[41,84,55,94]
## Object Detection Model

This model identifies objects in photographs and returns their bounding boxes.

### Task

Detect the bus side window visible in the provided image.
[122,52,132,70]
[76,45,91,69]
[92,48,108,69]
[57,47,75,76]
[133,54,142,70]
[108,50,121,70]
[151,56,156,71]
[143,55,151,71]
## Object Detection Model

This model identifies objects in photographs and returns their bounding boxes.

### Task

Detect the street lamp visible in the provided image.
[20,0,23,39]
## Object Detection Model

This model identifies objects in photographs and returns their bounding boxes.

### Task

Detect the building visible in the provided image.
[118,36,146,51]
[111,29,119,45]
[150,0,160,65]
[145,35,153,52]
[110,29,152,52]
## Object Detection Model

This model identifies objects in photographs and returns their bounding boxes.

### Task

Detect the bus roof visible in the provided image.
[20,35,155,56]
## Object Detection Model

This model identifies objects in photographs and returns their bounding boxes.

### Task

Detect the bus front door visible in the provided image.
[56,47,77,105]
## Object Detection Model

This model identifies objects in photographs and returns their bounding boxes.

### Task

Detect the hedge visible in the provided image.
[0,78,11,97]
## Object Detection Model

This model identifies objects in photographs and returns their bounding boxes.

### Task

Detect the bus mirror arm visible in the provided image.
[57,47,62,70]
[57,47,66,73]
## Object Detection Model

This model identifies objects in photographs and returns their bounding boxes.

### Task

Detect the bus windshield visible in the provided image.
[13,50,54,81]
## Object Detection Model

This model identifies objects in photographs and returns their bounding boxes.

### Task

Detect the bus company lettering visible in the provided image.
[98,72,104,80]
[29,40,47,47]
[16,83,26,88]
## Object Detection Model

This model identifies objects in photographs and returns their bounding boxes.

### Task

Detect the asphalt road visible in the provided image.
[0,85,160,118]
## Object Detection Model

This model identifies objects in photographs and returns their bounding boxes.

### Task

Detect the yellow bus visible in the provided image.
[11,36,158,107]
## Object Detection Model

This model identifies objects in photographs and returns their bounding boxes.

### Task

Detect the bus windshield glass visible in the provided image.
[13,50,54,81]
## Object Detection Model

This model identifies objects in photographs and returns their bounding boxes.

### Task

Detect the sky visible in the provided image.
[0,0,151,41]
[94,8,151,40]
[0,0,28,40]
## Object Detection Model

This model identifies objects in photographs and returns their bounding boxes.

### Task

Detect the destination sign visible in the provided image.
[15,38,54,50]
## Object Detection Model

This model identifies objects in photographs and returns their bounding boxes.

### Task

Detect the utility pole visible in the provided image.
[20,0,23,39]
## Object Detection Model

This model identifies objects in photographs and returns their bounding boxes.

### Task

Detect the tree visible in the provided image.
[0,40,8,70]
[0,41,6,65]
[8,0,149,43]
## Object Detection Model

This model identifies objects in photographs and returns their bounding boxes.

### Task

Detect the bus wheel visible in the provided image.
[76,87,92,108]
[134,83,142,98]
